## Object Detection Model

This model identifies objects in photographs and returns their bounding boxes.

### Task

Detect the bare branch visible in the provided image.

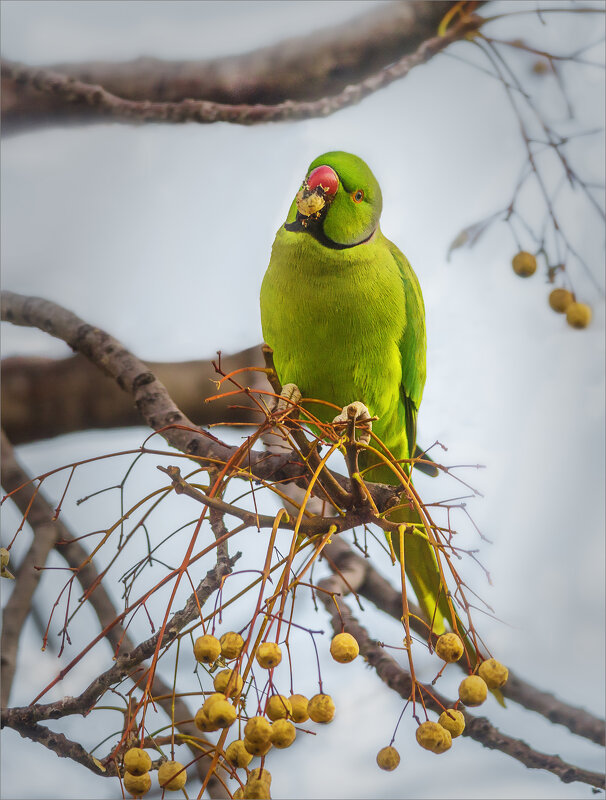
[0,2,458,134]
[0,14,482,130]
[500,672,605,748]
[5,720,115,777]
[0,430,67,706]
[156,463,368,536]
[1,350,265,445]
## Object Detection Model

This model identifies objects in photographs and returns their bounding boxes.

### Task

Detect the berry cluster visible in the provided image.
[122,748,187,796]
[120,630,360,798]
[376,633,508,768]
[511,251,592,328]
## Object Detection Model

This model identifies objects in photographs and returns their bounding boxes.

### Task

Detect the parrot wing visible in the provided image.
[386,243,455,636]
[388,241,427,463]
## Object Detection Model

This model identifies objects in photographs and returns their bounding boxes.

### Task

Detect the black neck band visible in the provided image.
[284,218,375,250]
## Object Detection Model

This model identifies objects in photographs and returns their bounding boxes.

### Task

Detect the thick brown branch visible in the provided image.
[1,2,456,134]
[0,290,290,480]
[0,14,482,130]
[1,350,265,445]
[0,431,69,706]
[4,720,115,777]
[499,671,605,748]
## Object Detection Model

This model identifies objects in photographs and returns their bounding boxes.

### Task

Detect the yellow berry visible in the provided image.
[376,746,400,771]
[270,719,296,748]
[244,779,271,799]
[416,721,452,753]
[220,631,244,659]
[123,771,152,796]
[208,699,237,728]
[243,737,272,757]
[435,632,464,663]
[566,301,592,329]
[213,668,244,696]
[308,693,335,723]
[288,694,309,723]
[194,707,220,733]
[256,642,282,669]
[248,767,272,786]
[266,695,292,721]
[245,768,272,798]
[157,761,187,791]
[0,547,14,578]
[478,658,509,689]
[330,632,359,663]
[193,634,221,664]
[244,716,272,744]
[225,739,252,769]
[512,251,537,277]
[459,675,488,706]
[233,789,245,800]
[548,288,574,313]
[438,709,465,737]
[124,747,152,776]
[202,692,225,714]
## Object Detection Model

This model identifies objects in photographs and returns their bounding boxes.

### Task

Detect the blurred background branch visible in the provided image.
[1,1,461,134]
[1,349,265,444]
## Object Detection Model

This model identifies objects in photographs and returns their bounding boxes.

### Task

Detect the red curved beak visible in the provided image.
[306,165,339,196]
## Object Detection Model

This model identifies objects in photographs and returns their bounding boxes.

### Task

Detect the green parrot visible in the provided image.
[260,151,450,633]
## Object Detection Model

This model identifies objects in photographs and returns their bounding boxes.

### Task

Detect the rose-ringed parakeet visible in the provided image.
[260,151,449,633]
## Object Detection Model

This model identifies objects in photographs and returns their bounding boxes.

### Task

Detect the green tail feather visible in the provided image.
[412,443,439,477]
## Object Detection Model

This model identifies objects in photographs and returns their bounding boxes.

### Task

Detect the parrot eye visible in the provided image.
[352,190,364,203]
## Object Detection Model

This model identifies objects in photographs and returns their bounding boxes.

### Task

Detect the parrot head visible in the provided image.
[284,151,383,248]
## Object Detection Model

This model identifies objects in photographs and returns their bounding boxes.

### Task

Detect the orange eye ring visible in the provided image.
[352,189,364,203]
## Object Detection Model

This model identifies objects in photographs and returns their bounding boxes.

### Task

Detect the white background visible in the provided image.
[1,2,604,799]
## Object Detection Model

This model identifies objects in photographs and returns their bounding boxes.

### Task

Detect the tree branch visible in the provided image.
[0,429,68,707]
[1,1,457,134]
[4,720,115,777]
[0,13,482,130]
[0,430,230,795]
[324,536,605,747]
[1,350,265,445]
[317,588,605,789]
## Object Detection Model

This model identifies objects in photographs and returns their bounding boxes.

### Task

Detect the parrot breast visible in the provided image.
[260,225,409,457]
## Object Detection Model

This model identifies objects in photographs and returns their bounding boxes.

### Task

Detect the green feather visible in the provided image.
[261,151,449,634]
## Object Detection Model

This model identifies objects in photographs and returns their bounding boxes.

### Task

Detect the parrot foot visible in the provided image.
[274,383,302,416]
[333,401,373,445]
